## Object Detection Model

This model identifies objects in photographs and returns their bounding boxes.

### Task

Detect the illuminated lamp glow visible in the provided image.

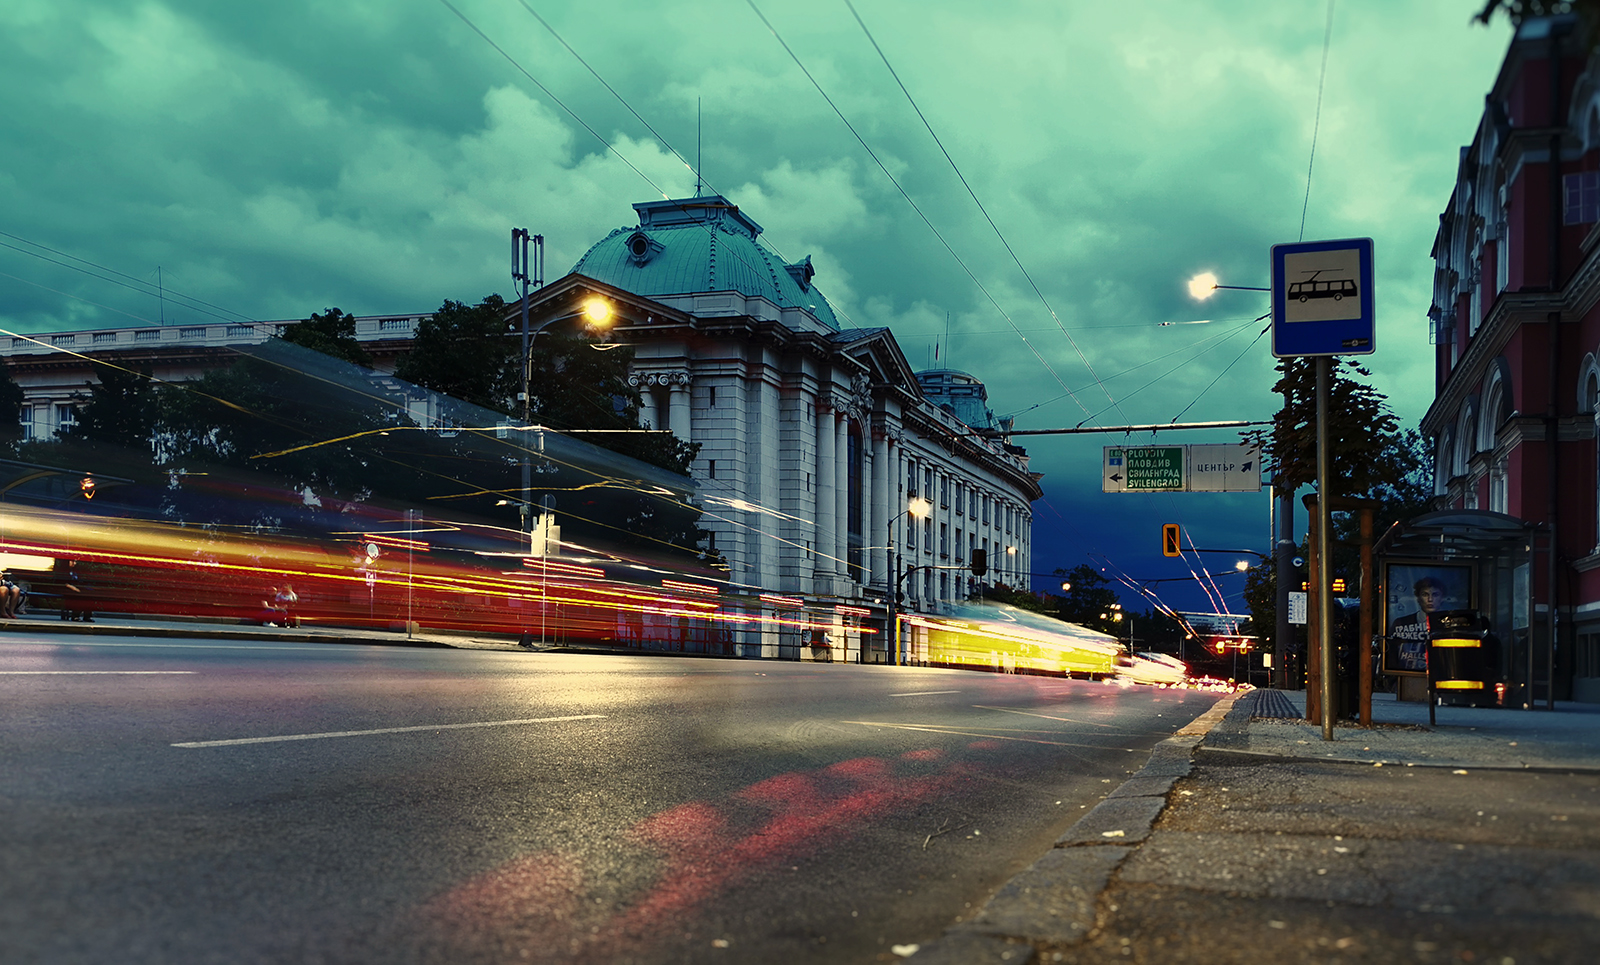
[1435,680,1485,689]
[1187,271,1218,300]
[1431,639,1482,648]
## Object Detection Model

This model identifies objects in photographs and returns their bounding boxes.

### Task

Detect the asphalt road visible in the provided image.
[0,633,1222,965]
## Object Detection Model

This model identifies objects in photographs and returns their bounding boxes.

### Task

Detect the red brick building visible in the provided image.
[1424,14,1600,700]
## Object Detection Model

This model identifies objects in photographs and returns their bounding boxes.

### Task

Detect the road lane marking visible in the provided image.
[887,690,961,697]
[841,720,1120,749]
[973,705,1118,728]
[0,670,196,674]
[173,714,608,748]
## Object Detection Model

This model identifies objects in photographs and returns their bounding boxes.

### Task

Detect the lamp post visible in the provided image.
[885,497,931,666]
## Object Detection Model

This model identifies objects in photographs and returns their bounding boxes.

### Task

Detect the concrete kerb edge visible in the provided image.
[905,689,1249,964]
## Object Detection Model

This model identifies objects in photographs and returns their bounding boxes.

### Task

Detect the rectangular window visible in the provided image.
[970,490,978,518]
[56,404,76,433]
[955,482,964,515]
[923,518,932,553]
[708,459,716,479]
[939,572,948,600]
[940,523,949,558]
[1565,171,1600,225]
[940,476,949,508]
[906,459,917,497]
[924,467,933,496]
[18,406,33,441]
[955,528,965,561]
[708,385,717,407]
[982,496,990,525]
[906,516,917,549]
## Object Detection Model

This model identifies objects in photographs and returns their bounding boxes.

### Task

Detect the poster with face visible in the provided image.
[1382,561,1473,676]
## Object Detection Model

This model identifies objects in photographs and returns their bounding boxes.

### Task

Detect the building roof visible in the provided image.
[569,195,842,332]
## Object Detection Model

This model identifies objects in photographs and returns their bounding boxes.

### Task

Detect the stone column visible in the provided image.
[869,430,889,589]
[835,415,849,584]
[814,401,837,580]
[668,381,692,443]
[638,385,657,430]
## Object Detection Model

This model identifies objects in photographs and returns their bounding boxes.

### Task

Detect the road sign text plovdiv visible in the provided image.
[1103,444,1261,494]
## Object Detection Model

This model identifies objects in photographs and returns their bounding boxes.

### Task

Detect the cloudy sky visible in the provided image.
[0,0,1514,613]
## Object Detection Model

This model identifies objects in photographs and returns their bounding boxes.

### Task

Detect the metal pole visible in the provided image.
[513,229,532,549]
[1274,483,1294,690]
[887,518,897,667]
[407,509,414,639]
[1316,356,1335,741]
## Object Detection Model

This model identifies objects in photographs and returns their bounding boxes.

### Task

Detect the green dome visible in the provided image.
[570,196,841,331]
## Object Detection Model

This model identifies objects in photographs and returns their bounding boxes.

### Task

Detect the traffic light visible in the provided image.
[1162,523,1181,558]
[970,548,987,576]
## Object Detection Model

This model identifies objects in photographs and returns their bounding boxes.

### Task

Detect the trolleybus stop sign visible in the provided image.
[1271,237,1375,358]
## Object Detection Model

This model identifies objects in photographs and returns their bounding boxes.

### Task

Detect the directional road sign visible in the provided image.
[1103,446,1184,492]
[1102,444,1261,493]
[1271,237,1375,358]
[1188,444,1261,492]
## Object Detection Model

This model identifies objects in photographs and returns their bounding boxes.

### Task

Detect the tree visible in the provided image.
[1053,564,1122,631]
[60,365,161,458]
[393,295,517,413]
[0,361,23,453]
[1240,360,1433,651]
[277,308,373,368]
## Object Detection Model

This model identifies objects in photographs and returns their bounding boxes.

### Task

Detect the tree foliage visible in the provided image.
[61,365,161,455]
[0,362,24,453]
[1239,360,1434,652]
[1053,564,1123,632]
[277,308,373,368]
[393,295,517,413]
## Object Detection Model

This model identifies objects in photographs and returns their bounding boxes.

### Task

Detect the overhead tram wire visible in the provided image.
[0,235,276,333]
[742,0,1090,419]
[843,0,1125,425]
[440,1,866,330]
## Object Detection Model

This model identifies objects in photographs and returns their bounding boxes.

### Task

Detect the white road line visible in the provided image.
[172,714,608,748]
[888,690,961,697]
[0,670,196,675]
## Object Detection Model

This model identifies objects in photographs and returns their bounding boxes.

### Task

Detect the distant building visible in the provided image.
[0,194,1042,647]
[1425,14,1600,700]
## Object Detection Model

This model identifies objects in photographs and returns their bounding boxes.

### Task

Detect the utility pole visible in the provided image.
[512,229,544,552]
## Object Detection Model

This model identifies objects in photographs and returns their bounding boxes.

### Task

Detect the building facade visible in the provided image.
[1,194,1041,641]
[1425,15,1600,700]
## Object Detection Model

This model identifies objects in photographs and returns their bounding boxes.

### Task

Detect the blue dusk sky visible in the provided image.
[0,1,1515,613]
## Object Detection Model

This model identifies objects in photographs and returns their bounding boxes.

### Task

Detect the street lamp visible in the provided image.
[886,496,931,666]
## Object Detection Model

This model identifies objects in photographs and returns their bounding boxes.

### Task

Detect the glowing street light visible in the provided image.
[1187,271,1219,300]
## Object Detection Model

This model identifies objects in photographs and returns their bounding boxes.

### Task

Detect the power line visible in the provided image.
[1299,0,1336,242]
[843,0,1124,426]
[742,0,1089,418]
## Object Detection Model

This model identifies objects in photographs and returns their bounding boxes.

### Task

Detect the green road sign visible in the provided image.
[1106,447,1184,492]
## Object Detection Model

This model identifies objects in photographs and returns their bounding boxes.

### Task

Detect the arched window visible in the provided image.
[1480,375,1505,453]
[1436,429,1454,497]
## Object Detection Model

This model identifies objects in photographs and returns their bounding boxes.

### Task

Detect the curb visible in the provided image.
[903,689,1248,964]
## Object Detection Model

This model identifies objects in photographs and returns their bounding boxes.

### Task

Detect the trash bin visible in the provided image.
[1428,609,1499,708]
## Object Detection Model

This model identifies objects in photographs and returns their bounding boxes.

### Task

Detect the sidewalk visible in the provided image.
[910,688,1600,964]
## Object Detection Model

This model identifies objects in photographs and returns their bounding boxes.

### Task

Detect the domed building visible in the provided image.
[0,193,1042,659]
[533,195,1042,637]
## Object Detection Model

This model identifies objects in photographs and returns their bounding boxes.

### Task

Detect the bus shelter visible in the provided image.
[1374,509,1555,709]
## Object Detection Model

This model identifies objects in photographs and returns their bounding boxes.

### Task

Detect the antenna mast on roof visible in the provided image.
[695,98,703,197]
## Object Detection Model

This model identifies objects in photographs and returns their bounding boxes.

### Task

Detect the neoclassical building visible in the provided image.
[1,193,1041,635]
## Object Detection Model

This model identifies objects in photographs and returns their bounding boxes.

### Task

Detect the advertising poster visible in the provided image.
[1382,561,1474,676]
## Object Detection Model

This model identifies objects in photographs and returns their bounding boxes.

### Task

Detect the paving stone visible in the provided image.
[1056,796,1167,846]
[965,845,1129,945]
